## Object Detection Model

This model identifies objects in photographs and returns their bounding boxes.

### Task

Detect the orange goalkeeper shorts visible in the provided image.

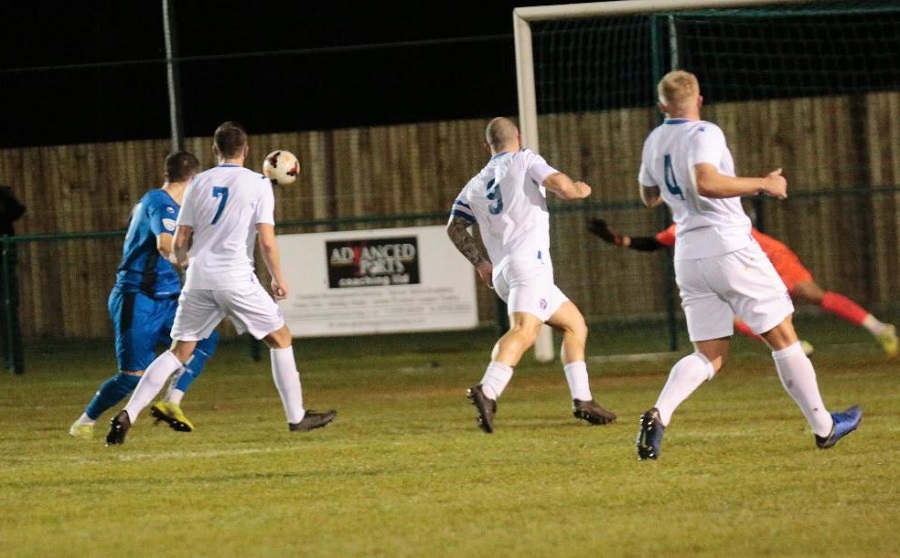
[757,239,813,293]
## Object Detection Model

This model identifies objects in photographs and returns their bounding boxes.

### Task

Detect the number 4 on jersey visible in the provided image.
[663,154,685,200]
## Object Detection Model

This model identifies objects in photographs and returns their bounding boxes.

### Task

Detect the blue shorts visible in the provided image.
[108,290,178,372]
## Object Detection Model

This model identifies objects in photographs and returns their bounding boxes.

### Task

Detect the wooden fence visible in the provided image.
[0,91,898,339]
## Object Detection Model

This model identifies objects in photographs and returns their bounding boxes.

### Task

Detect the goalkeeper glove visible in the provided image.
[587,218,623,246]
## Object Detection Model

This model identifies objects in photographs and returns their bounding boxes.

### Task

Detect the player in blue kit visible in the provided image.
[105,122,335,446]
[69,152,219,439]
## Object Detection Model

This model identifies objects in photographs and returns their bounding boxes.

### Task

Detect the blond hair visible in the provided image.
[658,70,700,109]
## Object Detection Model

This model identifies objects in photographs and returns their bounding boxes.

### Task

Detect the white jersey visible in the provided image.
[638,118,752,260]
[177,163,275,289]
[449,149,558,270]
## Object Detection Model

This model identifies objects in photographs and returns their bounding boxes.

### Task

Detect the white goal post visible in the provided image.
[513,0,817,362]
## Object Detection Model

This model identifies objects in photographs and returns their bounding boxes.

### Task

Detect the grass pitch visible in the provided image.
[1,318,898,557]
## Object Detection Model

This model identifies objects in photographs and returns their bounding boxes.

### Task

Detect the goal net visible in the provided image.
[514,0,900,359]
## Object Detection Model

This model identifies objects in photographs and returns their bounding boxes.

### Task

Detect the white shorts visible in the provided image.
[493,259,568,322]
[172,283,285,341]
[675,243,794,342]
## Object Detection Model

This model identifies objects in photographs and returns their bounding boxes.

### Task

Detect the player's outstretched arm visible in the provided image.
[587,218,623,245]
[543,172,591,200]
[446,216,493,288]
[694,164,788,199]
[587,218,664,252]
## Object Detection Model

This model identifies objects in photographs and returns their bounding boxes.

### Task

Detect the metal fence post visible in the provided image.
[1,235,23,374]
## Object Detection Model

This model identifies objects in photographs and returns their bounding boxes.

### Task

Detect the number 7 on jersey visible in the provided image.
[211,186,229,224]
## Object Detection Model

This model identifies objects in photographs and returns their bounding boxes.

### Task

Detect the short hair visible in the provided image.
[164,151,200,183]
[658,70,700,107]
[214,121,248,158]
[485,117,519,152]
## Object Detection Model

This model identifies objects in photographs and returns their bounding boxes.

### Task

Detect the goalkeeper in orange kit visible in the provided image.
[589,218,898,357]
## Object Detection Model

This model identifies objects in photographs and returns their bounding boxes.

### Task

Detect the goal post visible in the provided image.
[514,0,821,148]
[514,0,813,363]
[513,0,900,361]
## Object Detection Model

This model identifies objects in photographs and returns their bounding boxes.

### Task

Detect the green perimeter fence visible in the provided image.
[3,186,899,375]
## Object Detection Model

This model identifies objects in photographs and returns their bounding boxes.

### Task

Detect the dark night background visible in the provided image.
[0,0,581,148]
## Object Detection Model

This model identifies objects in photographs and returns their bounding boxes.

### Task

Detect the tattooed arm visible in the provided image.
[446,215,493,288]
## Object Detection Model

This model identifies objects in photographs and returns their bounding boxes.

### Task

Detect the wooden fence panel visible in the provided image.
[0,93,897,338]
[866,92,900,303]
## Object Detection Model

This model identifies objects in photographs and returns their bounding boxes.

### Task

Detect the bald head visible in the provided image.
[657,70,701,118]
[485,117,520,154]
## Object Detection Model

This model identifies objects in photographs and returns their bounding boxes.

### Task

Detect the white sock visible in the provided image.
[654,352,714,426]
[563,361,592,401]
[271,346,304,424]
[75,413,94,426]
[164,367,186,404]
[861,315,886,335]
[480,361,513,400]
[772,342,833,437]
[166,389,185,405]
[123,351,182,424]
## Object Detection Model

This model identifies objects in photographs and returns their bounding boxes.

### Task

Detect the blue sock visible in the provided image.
[175,333,218,392]
[84,373,141,420]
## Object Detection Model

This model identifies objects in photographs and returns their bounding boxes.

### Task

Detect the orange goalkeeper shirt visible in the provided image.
[654,224,812,292]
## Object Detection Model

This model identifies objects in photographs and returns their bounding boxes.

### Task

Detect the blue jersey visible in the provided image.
[114,189,182,298]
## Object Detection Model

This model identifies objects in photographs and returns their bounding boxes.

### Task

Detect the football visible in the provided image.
[262,150,300,185]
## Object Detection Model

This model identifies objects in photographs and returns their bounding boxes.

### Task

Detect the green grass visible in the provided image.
[1,318,898,557]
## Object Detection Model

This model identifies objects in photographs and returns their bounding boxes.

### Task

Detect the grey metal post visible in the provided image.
[162,0,184,152]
